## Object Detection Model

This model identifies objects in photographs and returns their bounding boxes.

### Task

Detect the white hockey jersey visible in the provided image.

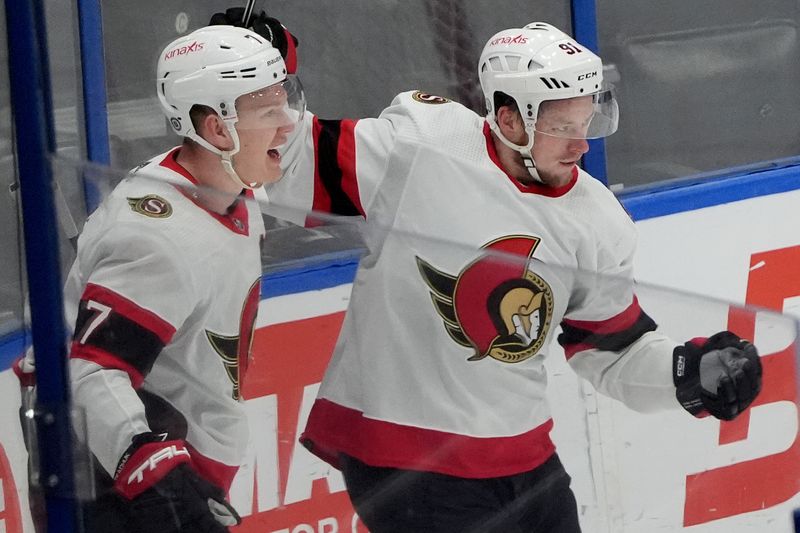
[65,148,265,490]
[266,91,679,479]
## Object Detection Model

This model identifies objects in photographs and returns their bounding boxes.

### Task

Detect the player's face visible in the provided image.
[532,96,593,186]
[233,84,296,186]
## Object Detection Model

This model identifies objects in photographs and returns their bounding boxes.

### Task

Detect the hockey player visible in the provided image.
[63,25,304,533]
[217,12,762,532]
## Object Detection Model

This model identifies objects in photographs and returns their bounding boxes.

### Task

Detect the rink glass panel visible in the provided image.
[596,0,800,188]
[0,2,84,338]
[59,0,800,189]
[2,158,799,531]
[0,0,28,361]
[257,198,800,533]
[43,2,81,160]
[92,0,571,170]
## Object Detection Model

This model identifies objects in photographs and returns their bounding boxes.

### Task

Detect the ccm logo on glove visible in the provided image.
[675,354,686,378]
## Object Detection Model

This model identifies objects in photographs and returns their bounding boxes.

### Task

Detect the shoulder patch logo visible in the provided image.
[127,195,173,218]
[412,91,451,105]
[417,235,554,364]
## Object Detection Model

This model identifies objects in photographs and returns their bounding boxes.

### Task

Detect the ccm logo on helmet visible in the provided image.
[577,71,598,81]
[164,41,205,61]
[490,34,528,46]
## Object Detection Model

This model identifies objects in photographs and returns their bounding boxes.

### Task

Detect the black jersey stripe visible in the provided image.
[558,310,657,358]
[315,119,361,216]
[71,298,165,379]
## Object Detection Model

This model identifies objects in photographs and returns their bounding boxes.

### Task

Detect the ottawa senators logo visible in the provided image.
[411,91,450,104]
[417,236,553,364]
[206,278,261,399]
[127,195,172,218]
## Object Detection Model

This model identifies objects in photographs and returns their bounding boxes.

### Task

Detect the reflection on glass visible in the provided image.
[29,155,796,532]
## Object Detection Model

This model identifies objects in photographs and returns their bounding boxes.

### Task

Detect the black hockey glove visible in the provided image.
[114,433,241,533]
[209,7,298,74]
[673,331,762,421]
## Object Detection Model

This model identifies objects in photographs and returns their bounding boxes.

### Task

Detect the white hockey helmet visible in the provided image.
[478,22,618,181]
[157,25,305,189]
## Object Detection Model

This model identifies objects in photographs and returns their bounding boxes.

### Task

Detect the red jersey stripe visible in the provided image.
[301,398,555,479]
[70,342,146,389]
[187,442,239,491]
[562,296,643,334]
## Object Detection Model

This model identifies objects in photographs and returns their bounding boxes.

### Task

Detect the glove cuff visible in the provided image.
[113,433,191,500]
[675,384,708,417]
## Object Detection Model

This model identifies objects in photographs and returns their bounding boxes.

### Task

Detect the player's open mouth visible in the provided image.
[268,149,281,162]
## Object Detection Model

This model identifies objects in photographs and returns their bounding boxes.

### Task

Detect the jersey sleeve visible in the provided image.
[561,307,678,413]
[265,98,405,223]
[68,223,196,384]
[557,206,679,413]
[67,223,197,474]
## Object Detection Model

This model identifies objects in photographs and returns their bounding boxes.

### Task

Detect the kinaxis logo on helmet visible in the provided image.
[163,40,205,61]
[417,236,553,364]
[490,34,528,46]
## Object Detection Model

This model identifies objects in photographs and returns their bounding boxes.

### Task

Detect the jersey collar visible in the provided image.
[483,122,578,198]
[159,148,253,236]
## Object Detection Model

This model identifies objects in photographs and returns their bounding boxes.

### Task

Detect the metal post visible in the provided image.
[571,0,609,185]
[76,0,110,212]
[4,0,77,531]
